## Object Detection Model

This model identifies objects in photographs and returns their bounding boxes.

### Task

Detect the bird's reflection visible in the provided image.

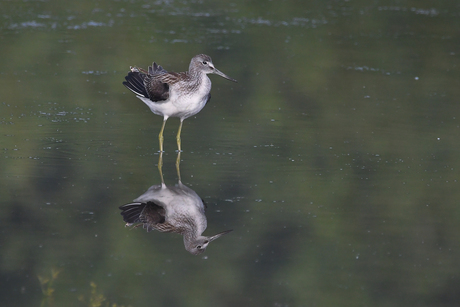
[119,152,232,255]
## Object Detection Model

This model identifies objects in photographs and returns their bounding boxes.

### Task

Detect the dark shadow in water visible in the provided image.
[119,152,232,255]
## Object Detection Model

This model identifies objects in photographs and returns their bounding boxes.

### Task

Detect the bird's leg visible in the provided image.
[158,119,167,152]
[175,151,182,182]
[158,151,165,184]
[176,120,184,152]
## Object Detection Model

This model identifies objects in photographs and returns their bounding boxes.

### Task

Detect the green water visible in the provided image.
[1,1,460,306]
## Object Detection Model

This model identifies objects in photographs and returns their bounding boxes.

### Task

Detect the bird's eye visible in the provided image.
[197,245,202,249]
[202,61,208,65]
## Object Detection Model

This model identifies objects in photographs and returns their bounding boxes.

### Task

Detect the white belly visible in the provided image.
[138,76,211,120]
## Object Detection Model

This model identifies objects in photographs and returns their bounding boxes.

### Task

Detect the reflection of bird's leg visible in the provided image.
[159,118,167,152]
[158,151,165,184]
[176,120,184,152]
[176,151,182,182]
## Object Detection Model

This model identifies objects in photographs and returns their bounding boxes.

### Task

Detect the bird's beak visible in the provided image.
[208,229,233,242]
[214,68,237,83]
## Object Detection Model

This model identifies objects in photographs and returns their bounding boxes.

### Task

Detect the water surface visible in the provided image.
[1,1,460,306]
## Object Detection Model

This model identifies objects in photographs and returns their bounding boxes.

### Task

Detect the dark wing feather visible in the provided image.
[142,62,179,102]
[123,71,149,98]
[148,62,167,75]
[119,201,167,233]
[144,75,170,102]
[144,71,187,102]
[123,62,174,102]
[139,202,165,225]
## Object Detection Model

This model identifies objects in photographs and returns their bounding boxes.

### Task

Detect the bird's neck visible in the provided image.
[183,71,210,93]
[183,231,198,246]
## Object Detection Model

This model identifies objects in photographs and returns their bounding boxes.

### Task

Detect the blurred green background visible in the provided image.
[1,0,460,306]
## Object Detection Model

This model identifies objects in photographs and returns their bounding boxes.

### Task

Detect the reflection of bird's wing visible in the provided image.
[154,222,184,234]
[119,202,146,224]
[141,202,179,233]
[120,201,168,233]
[138,202,165,232]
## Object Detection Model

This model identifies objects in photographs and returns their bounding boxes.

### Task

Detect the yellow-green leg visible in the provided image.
[158,151,165,184]
[158,119,167,152]
[176,120,184,152]
[175,151,182,182]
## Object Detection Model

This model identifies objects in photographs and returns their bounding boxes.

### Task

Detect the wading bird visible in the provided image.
[123,54,237,152]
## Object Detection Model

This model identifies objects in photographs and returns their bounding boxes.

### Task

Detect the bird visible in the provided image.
[119,180,233,255]
[122,54,237,152]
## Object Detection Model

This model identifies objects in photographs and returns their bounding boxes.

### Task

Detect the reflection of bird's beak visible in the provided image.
[214,69,238,83]
[209,229,233,242]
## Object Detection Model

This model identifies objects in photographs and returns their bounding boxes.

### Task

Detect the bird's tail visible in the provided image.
[119,202,165,232]
[119,202,145,225]
[123,68,149,98]
[123,63,167,98]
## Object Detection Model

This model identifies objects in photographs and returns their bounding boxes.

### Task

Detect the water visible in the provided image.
[1,0,460,306]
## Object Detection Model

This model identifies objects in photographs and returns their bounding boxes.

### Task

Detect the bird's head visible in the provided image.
[191,54,237,83]
[185,229,233,255]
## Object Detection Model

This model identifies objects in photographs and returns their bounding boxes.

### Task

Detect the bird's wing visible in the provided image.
[152,71,186,85]
[141,60,181,100]
[139,201,185,234]
[154,222,184,234]
[140,202,165,225]
[148,62,167,74]
[119,202,145,224]
[123,70,149,98]
[120,201,169,233]
[144,71,190,103]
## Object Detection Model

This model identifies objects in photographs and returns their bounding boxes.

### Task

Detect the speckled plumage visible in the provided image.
[119,182,232,255]
[123,54,237,152]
